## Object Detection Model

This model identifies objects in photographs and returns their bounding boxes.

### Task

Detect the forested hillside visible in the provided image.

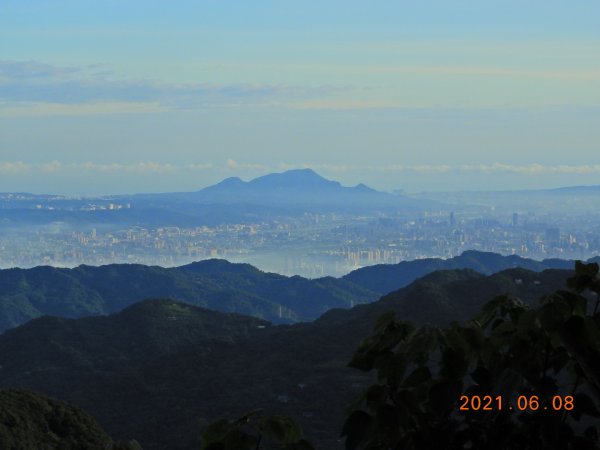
[2,250,592,334]
[0,267,572,449]
[0,259,377,333]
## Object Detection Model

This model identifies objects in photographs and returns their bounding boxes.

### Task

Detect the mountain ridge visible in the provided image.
[0,266,575,449]
[0,258,378,333]
[174,168,404,210]
[342,249,593,294]
[2,250,599,334]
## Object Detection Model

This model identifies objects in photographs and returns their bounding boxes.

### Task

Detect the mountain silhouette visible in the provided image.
[2,250,597,334]
[0,259,377,333]
[343,249,589,294]
[160,168,425,211]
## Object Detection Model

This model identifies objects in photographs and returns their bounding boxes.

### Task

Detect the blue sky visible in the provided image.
[1,1,599,195]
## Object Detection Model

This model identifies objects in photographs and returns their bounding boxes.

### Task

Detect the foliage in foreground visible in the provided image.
[343,261,600,450]
[0,389,142,450]
[199,409,314,450]
[200,262,600,450]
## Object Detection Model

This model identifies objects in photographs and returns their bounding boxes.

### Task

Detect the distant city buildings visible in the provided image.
[0,208,598,277]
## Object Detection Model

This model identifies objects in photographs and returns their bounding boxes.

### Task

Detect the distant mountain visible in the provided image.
[152,168,425,212]
[0,267,574,449]
[343,250,592,294]
[0,259,378,333]
[0,169,436,227]
[549,185,600,194]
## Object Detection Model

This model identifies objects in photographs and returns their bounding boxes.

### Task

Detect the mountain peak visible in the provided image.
[212,176,244,188]
[184,168,409,210]
[354,183,376,193]
[178,258,262,275]
[281,168,322,178]
[249,168,338,189]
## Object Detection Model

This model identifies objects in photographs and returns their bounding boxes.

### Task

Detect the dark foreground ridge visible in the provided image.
[0,267,573,449]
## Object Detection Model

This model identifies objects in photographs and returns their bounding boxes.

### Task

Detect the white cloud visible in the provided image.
[78,162,123,172]
[225,158,268,170]
[0,161,30,174]
[458,163,600,175]
[135,162,175,173]
[76,162,176,173]
[280,162,600,175]
[187,163,214,170]
[42,160,61,173]
[5,161,600,180]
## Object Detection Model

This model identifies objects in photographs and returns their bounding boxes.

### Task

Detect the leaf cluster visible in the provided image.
[343,262,600,450]
[199,410,314,450]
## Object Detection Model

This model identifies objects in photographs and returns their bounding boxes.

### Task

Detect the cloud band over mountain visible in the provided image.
[3,160,600,177]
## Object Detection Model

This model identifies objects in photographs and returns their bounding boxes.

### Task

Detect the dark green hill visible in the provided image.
[0,389,116,449]
[0,267,573,449]
[343,249,578,294]
[0,260,378,333]
[0,300,268,382]
[2,250,591,335]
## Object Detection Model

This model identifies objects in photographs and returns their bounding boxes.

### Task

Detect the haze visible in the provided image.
[1,0,599,195]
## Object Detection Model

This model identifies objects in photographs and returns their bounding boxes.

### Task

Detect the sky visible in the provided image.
[1,0,599,195]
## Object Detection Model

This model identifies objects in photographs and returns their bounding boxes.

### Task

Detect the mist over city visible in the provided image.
[2,168,600,277]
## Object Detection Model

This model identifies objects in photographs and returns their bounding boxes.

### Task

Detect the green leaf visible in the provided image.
[201,419,233,448]
[258,416,303,444]
[495,368,522,398]
[568,261,600,293]
[471,366,492,386]
[583,316,600,350]
[375,352,407,383]
[365,384,387,409]
[474,296,506,328]
[563,316,585,342]
[375,404,401,439]
[538,300,566,333]
[404,326,438,365]
[348,343,378,371]
[461,324,485,355]
[550,347,570,374]
[443,325,470,355]
[341,410,372,450]
[220,429,258,450]
[204,444,225,450]
[441,347,469,380]
[516,309,539,333]
[283,439,315,450]
[429,380,462,416]
[402,366,432,388]
[374,311,396,333]
[234,409,262,426]
[572,393,600,421]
